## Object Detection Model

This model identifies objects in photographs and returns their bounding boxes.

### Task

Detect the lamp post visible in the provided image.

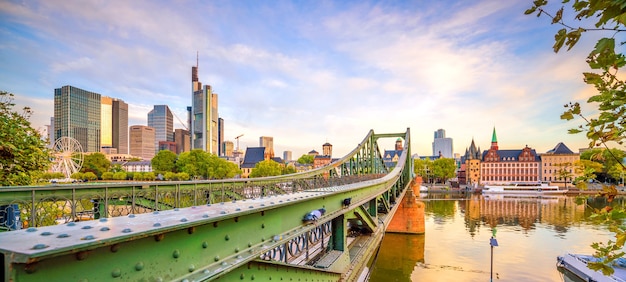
[490,228,498,282]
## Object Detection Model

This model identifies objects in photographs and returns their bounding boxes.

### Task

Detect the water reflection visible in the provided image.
[368,194,624,281]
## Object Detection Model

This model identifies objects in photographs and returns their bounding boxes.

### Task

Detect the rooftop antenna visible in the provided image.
[196,51,199,68]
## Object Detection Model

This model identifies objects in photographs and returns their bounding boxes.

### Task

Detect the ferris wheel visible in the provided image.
[51,137,84,179]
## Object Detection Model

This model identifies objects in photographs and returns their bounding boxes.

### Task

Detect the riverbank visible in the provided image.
[421,184,624,195]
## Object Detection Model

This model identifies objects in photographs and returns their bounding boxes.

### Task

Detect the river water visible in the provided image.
[367,193,624,282]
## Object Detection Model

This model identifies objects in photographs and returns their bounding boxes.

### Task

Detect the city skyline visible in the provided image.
[2,1,597,158]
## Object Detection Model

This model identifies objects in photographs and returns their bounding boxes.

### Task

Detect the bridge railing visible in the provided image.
[0,128,410,232]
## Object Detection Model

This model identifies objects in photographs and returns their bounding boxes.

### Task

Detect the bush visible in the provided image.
[102,172,114,180]
[177,172,190,181]
[113,172,127,180]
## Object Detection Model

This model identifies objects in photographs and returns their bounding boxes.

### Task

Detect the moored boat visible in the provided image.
[482,182,566,195]
[556,253,626,282]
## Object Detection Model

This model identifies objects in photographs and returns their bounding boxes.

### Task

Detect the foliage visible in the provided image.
[432,158,457,183]
[555,162,575,188]
[83,172,97,181]
[526,0,626,275]
[102,172,114,180]
[81,153,111,179]
[206,154,241,179]
[0,91,51,186]
[70,172,83,180]
[110,164,125,173]
[177,172,190,181]
[297,154,314,164]
[151,150,178,173]
[413,158,434,183]
[177,150,210,179]
[113,171,127,180]
[250,159,283,178]
[282,164,297,175]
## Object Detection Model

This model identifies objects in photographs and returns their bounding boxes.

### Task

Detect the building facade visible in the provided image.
[129,125,156,160]
[112,99,128,154]
[480,128,540,184]
[462,138,482,186]
[260,136,274,160]
[174,129,191,154]
[54,85,101,152]
[432,129,453,158]
[540,142,581,186]
[148,105,174,150]
[192,83,219,155]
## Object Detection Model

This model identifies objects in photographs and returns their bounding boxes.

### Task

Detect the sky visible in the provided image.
[0,0,603,159]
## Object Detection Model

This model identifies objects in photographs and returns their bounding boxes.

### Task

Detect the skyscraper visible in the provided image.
[218,118,224,156]
[432,128,453,158]
[54,85,101,152]
[129,125,155,160]
[191,60,219,155]
[100,97,128,154]
[260,136,274,159]
[147,105,173,150]
[112,99,128,154]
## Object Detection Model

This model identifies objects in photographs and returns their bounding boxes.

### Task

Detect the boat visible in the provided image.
[556,253,626,282]
[482,182,566,195]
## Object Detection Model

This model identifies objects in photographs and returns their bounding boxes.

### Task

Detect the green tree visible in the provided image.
[177,149,210,179]
[113,171,127,180]
[297,154,314,164]
[413,158,434,184]
[250,159,283,178]
[527,2,626,274]
[81,153,111,179]
[0,91,51,186]
[102,172,114,180]
[151,150,178,173]
[206,154,241,179]
[282,164,297,175]
[83,171,97,181]
[177,172,190,181]
[432,158,456,184]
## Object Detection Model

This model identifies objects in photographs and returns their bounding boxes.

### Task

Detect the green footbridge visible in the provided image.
[0,129,414,281]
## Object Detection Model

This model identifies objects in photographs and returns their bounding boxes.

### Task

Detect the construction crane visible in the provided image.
[235,134,243,152]
[173,110,189,131]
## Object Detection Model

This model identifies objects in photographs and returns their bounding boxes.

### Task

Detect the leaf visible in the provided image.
[554,29,567,53]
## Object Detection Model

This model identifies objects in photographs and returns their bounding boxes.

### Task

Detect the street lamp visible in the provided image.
[490,228,499,282]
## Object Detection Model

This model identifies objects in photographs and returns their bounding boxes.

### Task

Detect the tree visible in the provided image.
[151,150,178,173]
[282,164,297,175]
[177,150,210,179]
[0,91,51,186]
[297,154,314,164]
[81,153,111,179]
[555,162,575,189]
[413,158,434,184]
[250,159,283,178]
[526,2,626,274]
[206,154,241,179]
[432,158,456,184]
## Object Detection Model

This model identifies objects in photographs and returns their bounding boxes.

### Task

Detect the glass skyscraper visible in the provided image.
[147,105,173,150]
[54,85,101,152]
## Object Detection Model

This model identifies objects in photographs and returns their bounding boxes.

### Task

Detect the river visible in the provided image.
[367,193,623,282]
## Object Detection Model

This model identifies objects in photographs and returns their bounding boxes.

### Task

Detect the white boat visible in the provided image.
[557,253,626,282]
[482,182,566,195]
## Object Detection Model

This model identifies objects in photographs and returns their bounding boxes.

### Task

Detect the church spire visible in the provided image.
[490,127,498,151]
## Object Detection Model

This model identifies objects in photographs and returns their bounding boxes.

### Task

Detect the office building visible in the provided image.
[101,96,128,154]
[148,105,174,150]
[224,141,234,157]
[54,85,101,152]
[129,125,156,160]
[432,128,453,158]
[174,129,191,154]
[191,62,219,155]
[260,136,274,160]
[283,151,292,162]
[218,118,224,156]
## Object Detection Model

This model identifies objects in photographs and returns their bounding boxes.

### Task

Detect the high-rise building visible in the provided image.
[100,97,129,154]
[432,128,453,158]
[218,118,225,156]
[191,61,219,155]
[283,151,292,162]
[54,85,101,152]
[260,136,274,160]
[129,125,155,160]
[112,99,128,154]
[46,117,55,147]
[223,141,234,157]
[148,105,174,150]
[174,129,191,154]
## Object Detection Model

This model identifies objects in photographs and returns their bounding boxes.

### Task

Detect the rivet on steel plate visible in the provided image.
[235,208,241,211]
[100,227,110,231]
[41,231,53,236]
[128,214,135,218]
[26,227,38,232]
[175,208,180,211]
[202,241,208,248]
[32,244,48,250]
[135,262,144,271]
[202,214,209,218]
[188,264,195,272]
[235,247,239,253]
[122,228,132,233]
[180,218,188,222]
[225,235,230,241]
[100,218,108,222]
[173,249,180,258]
[67,222,76,226]
[153,223,161,227]
[111,268,121,278]
[153,211,160,214]
[82,235,96,240]
[82,226,92,230]
[249,206,254,209]
[214,255,220,261]
[57,233,70,238]
[220,211,226,214]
